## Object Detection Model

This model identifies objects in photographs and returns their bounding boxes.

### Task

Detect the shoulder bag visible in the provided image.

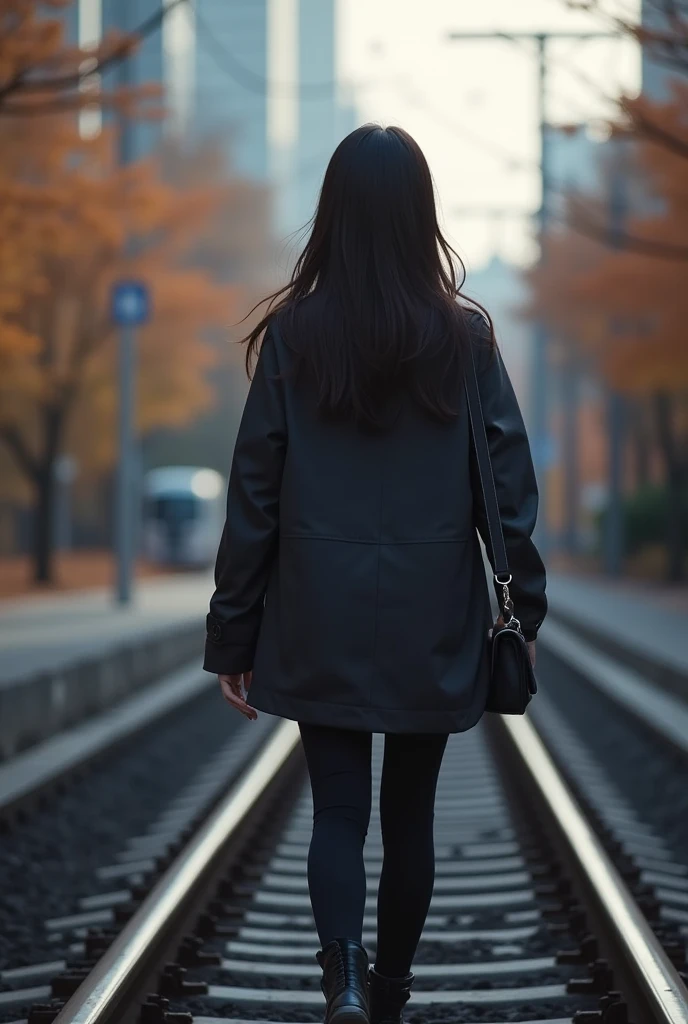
[464,345,538,715]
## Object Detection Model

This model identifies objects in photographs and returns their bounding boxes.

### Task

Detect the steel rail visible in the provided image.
[500,714,688,1023]
[53,719,301,1024]
[540,619,688,758]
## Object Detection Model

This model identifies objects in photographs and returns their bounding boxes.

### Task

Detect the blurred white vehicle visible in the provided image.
[142,466,226,569]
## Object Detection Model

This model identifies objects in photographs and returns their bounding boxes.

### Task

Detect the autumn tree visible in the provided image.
[0,111,241,583]
[525,3,688,577]
[0,0,178,115]
[574,120,688,580]
[0,0,161,442]
[0,0,166,387]
[525,105,688,579]
[0,0,255,584]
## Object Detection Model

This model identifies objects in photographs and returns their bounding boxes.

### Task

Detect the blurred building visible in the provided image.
[641,0,674,100]
[281,0,350,237]
[547,123,603,202]
[465,256,530,406]
[277,1,359,239]
[538,124,609,550]
[192,0,270,181]
[61,0,164,157]
[62,2,359,239]
[542,121,650,554]
[101,0,164,158]
[62,0,79,43]
[188,0,358,241]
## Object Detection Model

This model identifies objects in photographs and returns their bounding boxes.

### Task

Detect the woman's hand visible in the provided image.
[218,672,258,721]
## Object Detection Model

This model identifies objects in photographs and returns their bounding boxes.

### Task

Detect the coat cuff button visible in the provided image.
[208,622,223,642]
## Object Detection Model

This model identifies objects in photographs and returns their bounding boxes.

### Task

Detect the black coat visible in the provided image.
[203,311,547,733]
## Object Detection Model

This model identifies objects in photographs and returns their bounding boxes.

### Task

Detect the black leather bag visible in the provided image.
[464,344,538,715]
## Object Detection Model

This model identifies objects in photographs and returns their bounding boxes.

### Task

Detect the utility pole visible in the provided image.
[447,29,618,559]
[532,34,550,557]
[605,387,626,576]
[114,0,137,606]
[603,140,628,576]
[561,344,581,555]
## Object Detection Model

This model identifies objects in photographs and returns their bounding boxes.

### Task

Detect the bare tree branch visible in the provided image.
[0,424,39,481]
[565,212,688,260]
[0,0,188,108]
[566,0,688,80]
[0,93,162,118]
[624,102,688,159]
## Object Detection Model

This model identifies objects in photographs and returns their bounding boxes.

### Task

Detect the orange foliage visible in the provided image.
[0,0,164,439]
[525,86,688,395]
[0,1,264,585]
[0,0,162,117]
[0,112,241,499]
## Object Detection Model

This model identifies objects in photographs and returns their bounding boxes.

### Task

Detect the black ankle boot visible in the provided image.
[316,938,370,1023]
[368,966,414,1024]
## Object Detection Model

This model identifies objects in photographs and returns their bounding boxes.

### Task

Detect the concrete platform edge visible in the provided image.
[546,605,686,700]
[0,619,204,760]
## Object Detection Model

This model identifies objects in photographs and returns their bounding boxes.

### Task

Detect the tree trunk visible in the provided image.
[653,390,686,583]
[561,355,580,554]
[0,404,68,584]
[631,397,651,490]
[33,463,57,583]
[32,406,64,584]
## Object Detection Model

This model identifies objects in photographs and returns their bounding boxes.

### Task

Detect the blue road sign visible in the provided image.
[111,280,150,327]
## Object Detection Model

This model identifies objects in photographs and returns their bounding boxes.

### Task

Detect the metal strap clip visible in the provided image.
[494,573,522,633]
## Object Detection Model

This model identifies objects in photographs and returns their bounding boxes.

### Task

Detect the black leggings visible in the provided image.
[299,723,448,978]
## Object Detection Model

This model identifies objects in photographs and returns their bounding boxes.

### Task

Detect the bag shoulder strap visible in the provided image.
[463,342,510,586]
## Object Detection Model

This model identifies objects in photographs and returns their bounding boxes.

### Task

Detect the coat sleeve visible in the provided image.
[467,313,547,641]
[203,327,287,675]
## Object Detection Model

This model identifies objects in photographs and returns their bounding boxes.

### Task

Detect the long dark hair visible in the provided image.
[244,124,494,429]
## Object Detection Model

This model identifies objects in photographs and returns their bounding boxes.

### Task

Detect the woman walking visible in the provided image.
[203,125,547,1024]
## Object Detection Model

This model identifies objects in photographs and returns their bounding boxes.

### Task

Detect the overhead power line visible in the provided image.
[191,3,338,99]
[496,27,623,112]
[192,11,620,195]
[395,81,538,173]
[0,0,191,103]
[557,209,688,260]
[190,19,541,174]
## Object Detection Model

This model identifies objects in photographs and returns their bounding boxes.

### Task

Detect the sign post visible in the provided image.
[111,280,150,604]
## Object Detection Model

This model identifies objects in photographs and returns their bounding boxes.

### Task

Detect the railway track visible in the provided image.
[533,627,688,978]
[3,709,686,1024]
[0,678,274,1023]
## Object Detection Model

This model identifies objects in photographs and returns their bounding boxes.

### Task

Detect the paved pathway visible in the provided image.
[0,572,213,687]
[1,565,685,689]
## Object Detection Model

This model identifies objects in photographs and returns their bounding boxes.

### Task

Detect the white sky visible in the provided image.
[338,0,641,271]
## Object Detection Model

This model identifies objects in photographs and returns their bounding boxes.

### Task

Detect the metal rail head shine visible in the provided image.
[52,721,301,1024]
[500,714,688,1024]
[47,712,688,1024]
